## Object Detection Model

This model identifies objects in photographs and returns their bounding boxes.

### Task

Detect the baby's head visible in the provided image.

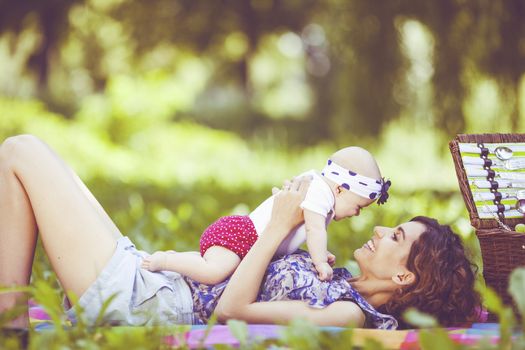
[323,147,389,221]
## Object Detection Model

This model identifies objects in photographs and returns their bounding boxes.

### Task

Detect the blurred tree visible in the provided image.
[475,0,525,130]
[322,0,525,136]
[109,0,320,93]
[410,0,525,133]
[0,0,83,88]
[1,0,525,141]
[412,0,468,134]
[321,0,404,137]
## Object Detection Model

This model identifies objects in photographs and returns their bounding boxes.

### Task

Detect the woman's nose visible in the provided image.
[373,226,386,238]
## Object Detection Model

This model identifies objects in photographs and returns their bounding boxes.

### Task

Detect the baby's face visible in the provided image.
[333,189,375,221]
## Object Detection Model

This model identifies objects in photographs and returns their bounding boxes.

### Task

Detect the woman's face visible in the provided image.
[354,221,426,281]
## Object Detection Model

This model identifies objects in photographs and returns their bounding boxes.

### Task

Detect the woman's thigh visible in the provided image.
[4,135,122,298]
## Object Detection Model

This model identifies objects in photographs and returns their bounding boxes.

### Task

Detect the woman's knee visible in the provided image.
[0,134,46,167]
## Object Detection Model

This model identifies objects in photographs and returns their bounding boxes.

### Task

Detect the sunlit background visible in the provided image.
[2,0,525,275]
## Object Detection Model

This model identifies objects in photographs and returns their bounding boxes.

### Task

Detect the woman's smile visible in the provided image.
[363,239,376,252]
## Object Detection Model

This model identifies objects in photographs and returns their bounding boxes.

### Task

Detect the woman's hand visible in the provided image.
[268,176,311,237]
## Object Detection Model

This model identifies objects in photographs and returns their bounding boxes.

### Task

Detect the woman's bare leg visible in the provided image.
[0,135,124,326]
[0,142,37,328]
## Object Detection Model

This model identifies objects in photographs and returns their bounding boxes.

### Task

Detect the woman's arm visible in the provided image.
[217,300,365,327]
[214,178,365,327]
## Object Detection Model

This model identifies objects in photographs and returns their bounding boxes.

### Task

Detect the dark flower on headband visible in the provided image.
[377,178,391,205]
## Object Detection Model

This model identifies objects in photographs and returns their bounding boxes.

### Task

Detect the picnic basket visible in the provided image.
[449,133,525,316]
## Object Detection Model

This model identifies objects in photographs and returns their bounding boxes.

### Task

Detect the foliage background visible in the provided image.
[2,0,525,286]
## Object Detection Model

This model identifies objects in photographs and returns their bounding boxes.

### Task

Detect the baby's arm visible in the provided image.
[304,209,333,281]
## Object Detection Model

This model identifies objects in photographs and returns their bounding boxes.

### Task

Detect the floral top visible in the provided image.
[184,250,398,329]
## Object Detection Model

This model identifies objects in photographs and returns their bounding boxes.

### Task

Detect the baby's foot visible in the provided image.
[141,251,168,271]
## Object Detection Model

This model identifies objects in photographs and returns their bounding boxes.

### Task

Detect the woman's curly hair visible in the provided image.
[378,216,482,329]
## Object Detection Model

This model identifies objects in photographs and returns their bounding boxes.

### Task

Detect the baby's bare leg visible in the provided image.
[158,246,240,285]
[0,135,122,326]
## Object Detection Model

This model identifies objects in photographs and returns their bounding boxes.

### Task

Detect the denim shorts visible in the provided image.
[66,236,194,326]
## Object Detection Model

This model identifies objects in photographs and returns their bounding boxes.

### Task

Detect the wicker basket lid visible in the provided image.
[449,133,525,229]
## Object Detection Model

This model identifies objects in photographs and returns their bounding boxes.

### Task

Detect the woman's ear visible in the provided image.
[391,270,415,286]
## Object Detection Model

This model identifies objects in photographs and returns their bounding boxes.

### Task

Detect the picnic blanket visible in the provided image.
[28,303,505,349]
[172,324,506,349]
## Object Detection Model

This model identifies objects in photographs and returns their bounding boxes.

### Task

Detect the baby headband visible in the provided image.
[321,159,391,205]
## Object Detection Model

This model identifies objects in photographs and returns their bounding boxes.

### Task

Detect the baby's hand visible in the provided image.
[141,251,168,271]
[315,262,333,281]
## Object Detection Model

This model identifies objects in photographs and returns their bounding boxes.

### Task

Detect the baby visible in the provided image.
[141,146,390,283]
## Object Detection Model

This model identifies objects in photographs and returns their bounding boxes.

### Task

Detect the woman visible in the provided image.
[215,214,481,329]
[0,135,480,330]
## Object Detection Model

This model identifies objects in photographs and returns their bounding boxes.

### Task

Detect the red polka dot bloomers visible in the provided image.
[199,215,258,259]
